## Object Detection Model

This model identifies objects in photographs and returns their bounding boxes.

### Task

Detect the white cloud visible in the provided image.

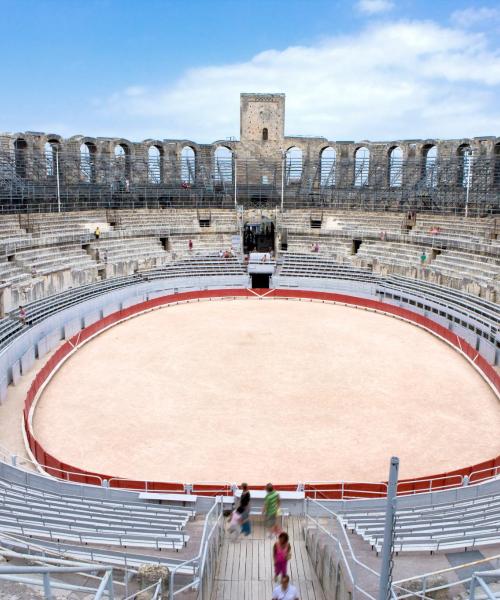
[356,0,394,15]
[451,6,500,28]
[92,19,500,142]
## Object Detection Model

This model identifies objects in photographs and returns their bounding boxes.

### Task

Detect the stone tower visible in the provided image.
[239,93,285,158]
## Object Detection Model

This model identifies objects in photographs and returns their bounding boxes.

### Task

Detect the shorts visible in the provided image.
[265,513,277,529]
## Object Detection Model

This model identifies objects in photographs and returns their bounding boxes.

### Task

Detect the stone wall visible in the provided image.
[305,525,355,600]
[2,93,498,189]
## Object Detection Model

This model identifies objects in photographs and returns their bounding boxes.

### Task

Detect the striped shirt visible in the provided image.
[264,490,280,516]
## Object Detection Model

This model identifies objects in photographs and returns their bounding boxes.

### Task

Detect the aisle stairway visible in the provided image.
[211,517,325,600]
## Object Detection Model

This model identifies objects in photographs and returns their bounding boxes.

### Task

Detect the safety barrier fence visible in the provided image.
[391,554,500,600]
[304,498,379,600]
[169,496,225,600]
[22,288,500,498]
[0,564,115,599]
[0,561,163,599]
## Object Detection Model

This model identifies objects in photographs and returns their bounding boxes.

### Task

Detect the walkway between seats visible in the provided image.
[210,517,326,600]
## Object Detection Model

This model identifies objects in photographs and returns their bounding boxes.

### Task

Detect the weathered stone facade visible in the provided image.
[1,93,499,213]
[2,93,499,179]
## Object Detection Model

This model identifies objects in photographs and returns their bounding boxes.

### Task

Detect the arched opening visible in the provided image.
[14,138,28,178]
[422,145,437,187]
[354,147,370,187]
[262,128,268,141]
[285,146,303,183]
[388,146,403,187]
[181,146,196,185]
[320,147,336,187]
[213,146,233,183]
[148,145,162,184]
[457,144,472,188]
[44,140,60,177]
[493,143,500,188]
[114,143,131,184]
[80,142,96,183]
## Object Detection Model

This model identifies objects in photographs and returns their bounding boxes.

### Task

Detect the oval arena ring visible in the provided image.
[27,290,500,488]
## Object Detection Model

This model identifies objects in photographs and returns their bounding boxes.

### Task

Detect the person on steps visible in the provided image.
[272,575,299,600]
[273,531,291,582]
[238,483,251,537]
[228,507,243,541]
[263,483,281,537]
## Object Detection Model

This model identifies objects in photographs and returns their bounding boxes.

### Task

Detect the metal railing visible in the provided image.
[391,554,500,600]
[1,148,499,214]
[304,498,380,600]
[168,496,225,600]
[0,561,164,599]
[470,568,500,600]
[0,564,115,599]
[2,432,500,501]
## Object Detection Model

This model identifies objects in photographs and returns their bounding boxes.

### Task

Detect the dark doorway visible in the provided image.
[352,239,362,254]
[244,220,275,253]
[251,273,270,289]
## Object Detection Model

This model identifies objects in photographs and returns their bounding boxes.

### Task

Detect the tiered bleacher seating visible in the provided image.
[351,241,500,299]
[22,210,109,241]
[88,236,169,276]
[325,212,406,236]
[169,234,236,258]
[0,254,247,350]
[280,210,407,237]
[0,214,32,249]
[430,250,500,290]
[0,477,193,551]
[340,492,500,553]
[147,255,246,279]
[412,215,495,243]
[0,259,32,288]
[13,244,97,280]
[378,274,499,346]
[354,241,424,270]
[0,274,137,350]
[278,252,376,282]
[0,209,497,315]
[115,208,238,234]
[286,233,353,260]
[116,208,197,233]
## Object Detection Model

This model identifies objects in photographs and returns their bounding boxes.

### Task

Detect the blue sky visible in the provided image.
[1,0,500,142]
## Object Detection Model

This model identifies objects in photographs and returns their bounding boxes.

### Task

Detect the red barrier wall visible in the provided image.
[23,289,500,498]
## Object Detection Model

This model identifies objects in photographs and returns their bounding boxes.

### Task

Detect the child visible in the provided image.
[273,532,291,582]
[228,507,242,541]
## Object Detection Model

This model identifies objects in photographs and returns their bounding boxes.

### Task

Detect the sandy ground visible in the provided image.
[32,298,500,484]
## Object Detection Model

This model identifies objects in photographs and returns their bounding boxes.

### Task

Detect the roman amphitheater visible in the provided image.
[0,93,498,599]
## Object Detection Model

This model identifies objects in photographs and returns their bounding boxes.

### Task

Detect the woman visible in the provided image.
[238,483,251,536]
[273,532,292,582]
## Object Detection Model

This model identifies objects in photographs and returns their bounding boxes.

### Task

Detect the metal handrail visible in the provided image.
[0,564,114,599]
[470,569,500,600]
[169,496,224,600]
[392,553,500,600]
[13,454,104,485]
[305,498,379,600]
[2,441,500,500]
[123,578,162,600]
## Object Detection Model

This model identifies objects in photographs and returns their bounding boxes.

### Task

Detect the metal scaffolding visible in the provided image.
[0,145,498,215]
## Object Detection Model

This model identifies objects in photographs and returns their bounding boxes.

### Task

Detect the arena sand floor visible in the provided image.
[33,298,500,484]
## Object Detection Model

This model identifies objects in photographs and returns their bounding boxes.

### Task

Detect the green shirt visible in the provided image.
[264,490,280,516]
